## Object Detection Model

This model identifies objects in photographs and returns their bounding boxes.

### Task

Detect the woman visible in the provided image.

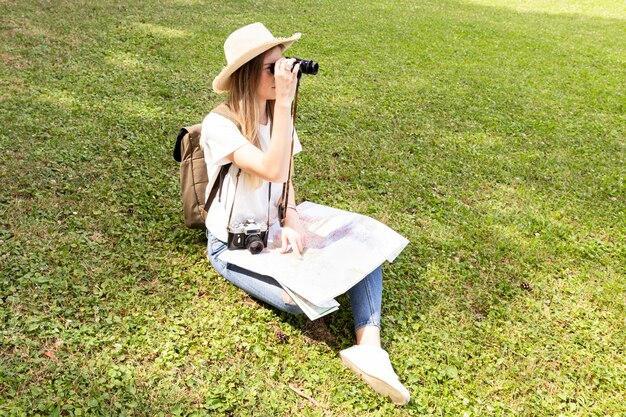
[201,22,410,405]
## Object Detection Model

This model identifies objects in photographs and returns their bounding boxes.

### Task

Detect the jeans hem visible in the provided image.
[354,321,381,332]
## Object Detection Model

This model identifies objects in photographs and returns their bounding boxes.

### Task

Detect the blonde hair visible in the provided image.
[226,46,281,188]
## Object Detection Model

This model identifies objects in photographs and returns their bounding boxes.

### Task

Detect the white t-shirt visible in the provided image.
[200,112,302,243]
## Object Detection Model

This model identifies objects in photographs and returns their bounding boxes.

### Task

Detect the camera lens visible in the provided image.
[246,235,264,255]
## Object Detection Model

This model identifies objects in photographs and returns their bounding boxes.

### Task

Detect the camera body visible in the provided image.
[227,219,269,255]
[270,57,319,76]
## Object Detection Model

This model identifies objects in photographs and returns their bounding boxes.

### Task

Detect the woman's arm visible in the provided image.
[228,58,300,183]
[280,176,306,258]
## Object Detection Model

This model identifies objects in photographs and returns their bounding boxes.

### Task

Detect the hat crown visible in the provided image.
[224,22,276,64]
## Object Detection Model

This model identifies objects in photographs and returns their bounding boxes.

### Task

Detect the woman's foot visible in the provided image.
[340,345,410,405]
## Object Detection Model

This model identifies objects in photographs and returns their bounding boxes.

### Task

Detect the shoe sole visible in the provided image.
[340,352,410,405]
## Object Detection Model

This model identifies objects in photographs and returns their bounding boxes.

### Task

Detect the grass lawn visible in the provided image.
[1,0,624,415]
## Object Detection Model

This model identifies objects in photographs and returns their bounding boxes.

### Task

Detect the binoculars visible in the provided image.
[270,57,319,76]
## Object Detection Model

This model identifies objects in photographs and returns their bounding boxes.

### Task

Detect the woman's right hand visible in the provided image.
[280,209,306,259]
[273,58,300,106]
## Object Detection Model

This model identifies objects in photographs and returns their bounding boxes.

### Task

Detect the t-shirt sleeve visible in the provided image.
[201,112,304,166]
[201,113,249,166]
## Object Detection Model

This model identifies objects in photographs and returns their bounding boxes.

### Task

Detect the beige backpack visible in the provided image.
[173,104,238,229]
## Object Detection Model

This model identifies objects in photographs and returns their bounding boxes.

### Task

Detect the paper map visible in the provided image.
[218,202,409,319]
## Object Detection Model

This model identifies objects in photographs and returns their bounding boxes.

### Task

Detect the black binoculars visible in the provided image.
[270,57,319,76]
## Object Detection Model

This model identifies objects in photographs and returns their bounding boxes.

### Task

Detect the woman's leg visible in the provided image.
[343,265,410,405]
[348,265,383,346]
[207,231,303,315]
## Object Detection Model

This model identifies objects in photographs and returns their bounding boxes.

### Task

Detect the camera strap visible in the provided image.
[226,168,272,229]
[277,79,300,227]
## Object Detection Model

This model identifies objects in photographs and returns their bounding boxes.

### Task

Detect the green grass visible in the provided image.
[1,0,624,415]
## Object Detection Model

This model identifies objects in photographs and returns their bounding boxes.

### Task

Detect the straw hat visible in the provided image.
[212,22,301,93]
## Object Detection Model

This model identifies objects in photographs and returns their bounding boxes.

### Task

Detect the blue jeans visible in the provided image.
[207,231,382,331]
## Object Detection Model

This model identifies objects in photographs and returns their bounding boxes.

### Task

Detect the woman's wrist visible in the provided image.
[284,204,300,224]
[274,101,292,112]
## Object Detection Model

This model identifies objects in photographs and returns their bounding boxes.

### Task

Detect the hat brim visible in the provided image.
[212,33,301,94]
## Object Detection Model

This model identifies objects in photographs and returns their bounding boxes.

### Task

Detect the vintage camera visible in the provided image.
[270,57,319,76]
[227,219,269,254]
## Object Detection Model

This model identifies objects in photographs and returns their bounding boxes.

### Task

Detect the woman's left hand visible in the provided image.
[280,210,306,259]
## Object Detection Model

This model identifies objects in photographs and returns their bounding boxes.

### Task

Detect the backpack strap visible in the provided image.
[212,103,241,130]
[204,163,231,212]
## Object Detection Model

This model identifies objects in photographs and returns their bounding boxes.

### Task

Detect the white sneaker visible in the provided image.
[339,345,410,405]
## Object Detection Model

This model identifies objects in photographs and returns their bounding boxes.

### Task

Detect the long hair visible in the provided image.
[226,47,280,188]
